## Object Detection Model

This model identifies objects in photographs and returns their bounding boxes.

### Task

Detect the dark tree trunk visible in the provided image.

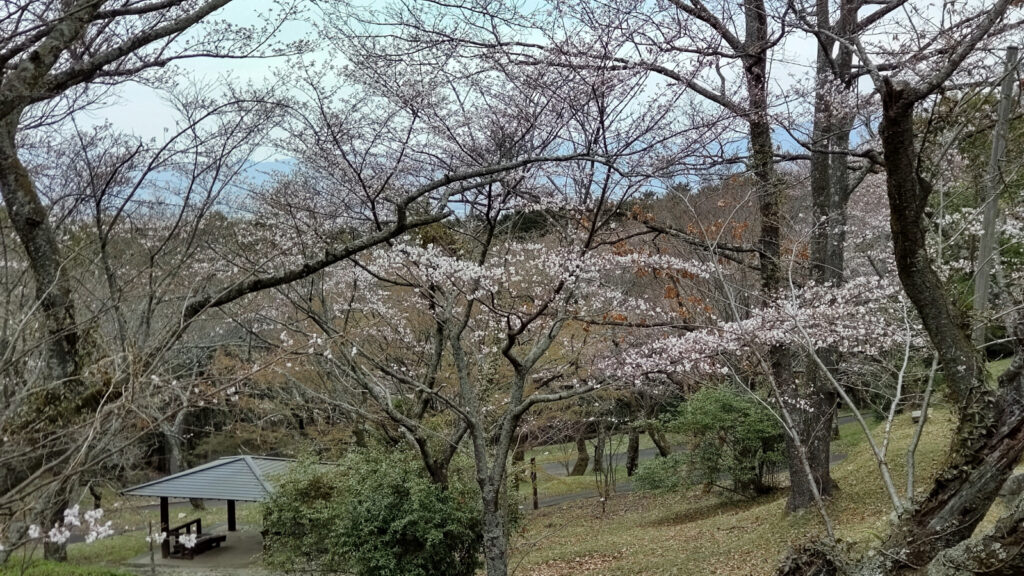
[162,420,186,475]
[352,421,367,448]
[788,0,859,512]
[625,428,640,476]
[89,484,101,509]
[0,115,79,392]
[42,494,69,561]
[0,113,86,510]
[43,540,68,562]
[736,0,840,513]
[165,434,182,475]
[783,369,838,511]
[419,450,451,487]
[864,82,1024,573]
[592,430,605,475]
[569,435,589,476]
[739,0,819,512]
[0,116,89,555]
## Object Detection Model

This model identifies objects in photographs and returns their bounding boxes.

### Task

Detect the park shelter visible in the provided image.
[122,455,294,557]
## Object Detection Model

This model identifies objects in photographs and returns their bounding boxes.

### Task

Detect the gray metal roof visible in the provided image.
[122,456,297,502]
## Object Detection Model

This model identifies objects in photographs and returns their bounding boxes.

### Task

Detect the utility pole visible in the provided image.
[974,46,1019,349]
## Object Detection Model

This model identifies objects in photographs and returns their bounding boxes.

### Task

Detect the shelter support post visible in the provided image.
[160,496,170,558]
[227,500,236,532]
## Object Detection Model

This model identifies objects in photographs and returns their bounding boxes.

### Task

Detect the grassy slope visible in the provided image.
[513,411,957,576]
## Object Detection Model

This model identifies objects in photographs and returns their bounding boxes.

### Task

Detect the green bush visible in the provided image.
[263,451,483,576]
[633,453,691,492]
[676,387,785,496]
[0,561,130,576]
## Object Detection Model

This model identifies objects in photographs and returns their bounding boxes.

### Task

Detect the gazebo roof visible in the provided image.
[122,456,296,502]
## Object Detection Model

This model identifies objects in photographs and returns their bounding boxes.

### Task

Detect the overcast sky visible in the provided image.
[81,0,1016,151]
[79,1,303,142]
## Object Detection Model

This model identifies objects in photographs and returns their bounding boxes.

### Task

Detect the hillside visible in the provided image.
[513,410,967,575]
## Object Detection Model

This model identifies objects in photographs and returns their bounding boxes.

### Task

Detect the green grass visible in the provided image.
[0,560,130,576]
[516,463,635,501]
[511,408,957,576]
[989,357,1013,379]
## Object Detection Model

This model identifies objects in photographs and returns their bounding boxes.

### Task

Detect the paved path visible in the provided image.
[538,445,684,477]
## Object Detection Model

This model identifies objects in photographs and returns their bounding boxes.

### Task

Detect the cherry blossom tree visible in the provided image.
[249,36,720,572]
[335,0,864,511]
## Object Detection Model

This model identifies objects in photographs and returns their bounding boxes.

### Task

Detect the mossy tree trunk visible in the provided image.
[569,435,589,476]
[625,428,641,476]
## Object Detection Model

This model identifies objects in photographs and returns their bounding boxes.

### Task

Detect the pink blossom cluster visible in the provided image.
[11,506,114,548]
[600,277,911,380]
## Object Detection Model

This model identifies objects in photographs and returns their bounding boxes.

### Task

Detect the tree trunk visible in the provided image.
[736,0,828,513]
[43,540,68,562]
[625,428,640,476]
[592,430,605,474]
[0,110,91,550]
[512,446,525,492]
[569,435,589,476]
[164,428,184,475]
[481,485,509,576]
[0,114,79,392]
[352,421,368,448]
[783,389,836,511]
[429,463,450,486]
[872,84,1024,564]
[736,0,841,513]
[790,0,858,513]
[42,493,69,561]
[784,359,838,511]
[646,423,671,457]
[972,47,1018,348]
[0,525,25,565]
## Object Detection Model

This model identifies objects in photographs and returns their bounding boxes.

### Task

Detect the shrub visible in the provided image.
[676,387,785,496]
[263,451,483,576]
[261,459,349,572]
[633,453,691,492]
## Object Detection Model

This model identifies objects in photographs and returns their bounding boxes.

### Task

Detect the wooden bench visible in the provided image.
[173,533,227,559]
[168,518,227,559]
